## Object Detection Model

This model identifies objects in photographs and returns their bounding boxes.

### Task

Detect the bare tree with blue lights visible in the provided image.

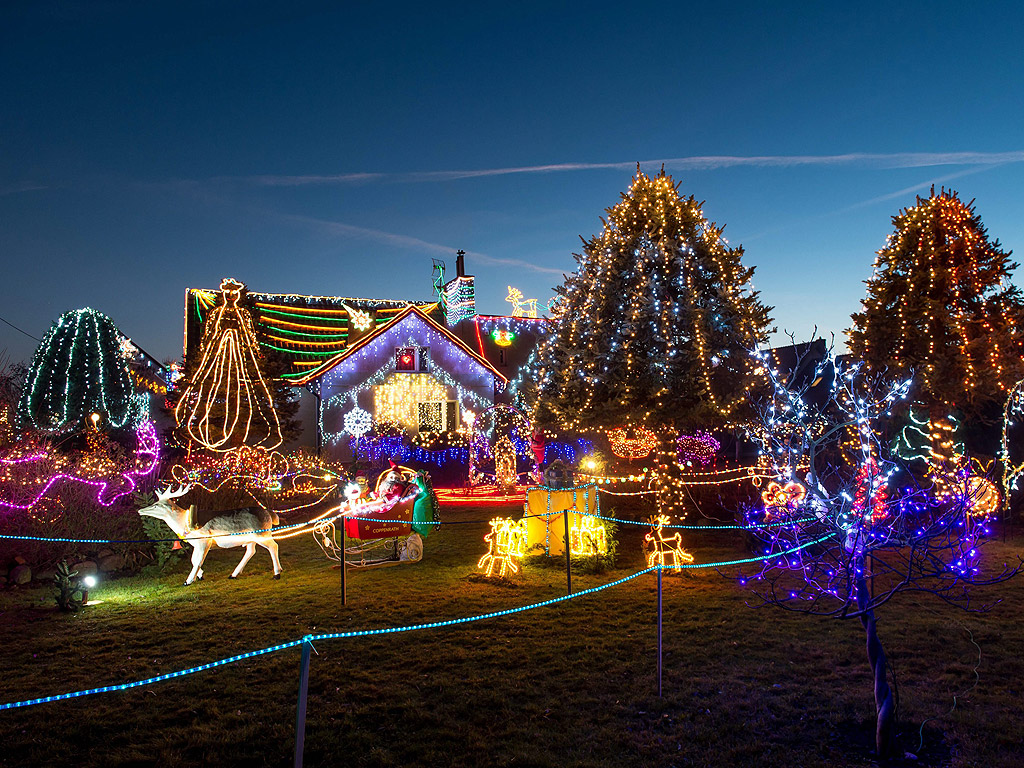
[740,345,1019,759]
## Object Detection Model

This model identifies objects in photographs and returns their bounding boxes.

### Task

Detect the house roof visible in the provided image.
[291,305,508,387]
[183,288,442,381]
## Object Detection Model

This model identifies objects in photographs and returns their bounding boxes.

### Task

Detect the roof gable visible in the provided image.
[293,305,507,386]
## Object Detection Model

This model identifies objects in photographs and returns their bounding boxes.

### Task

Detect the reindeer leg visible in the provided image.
[263,536,283,578]
[185,541,208,586]
[230,543,257,578]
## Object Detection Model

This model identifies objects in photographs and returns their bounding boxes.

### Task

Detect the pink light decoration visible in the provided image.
[0,421,160,511]
[677,430,720,467]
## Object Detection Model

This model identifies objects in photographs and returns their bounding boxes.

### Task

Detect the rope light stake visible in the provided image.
[657,567,663,698]
[293,637,313,768]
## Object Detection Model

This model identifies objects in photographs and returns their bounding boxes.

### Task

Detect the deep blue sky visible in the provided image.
[2,1,1022,365]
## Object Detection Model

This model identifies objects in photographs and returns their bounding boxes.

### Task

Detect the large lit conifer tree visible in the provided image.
[18,308,138,434]
[520,168,771,432]
[849,188,1024,418]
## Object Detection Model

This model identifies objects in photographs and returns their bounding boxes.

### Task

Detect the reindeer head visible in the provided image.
[137,484,195,536]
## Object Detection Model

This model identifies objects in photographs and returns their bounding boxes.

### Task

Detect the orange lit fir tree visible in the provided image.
[515,168,772,515]
[849,188,1024,420]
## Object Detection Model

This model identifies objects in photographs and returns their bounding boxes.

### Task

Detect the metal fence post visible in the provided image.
[563,510,572,595]
[294,637,313,768]
[657,566,663,698]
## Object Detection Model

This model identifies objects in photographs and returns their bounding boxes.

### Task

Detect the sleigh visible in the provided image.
[342,493,415,540]
[314,468,439,568]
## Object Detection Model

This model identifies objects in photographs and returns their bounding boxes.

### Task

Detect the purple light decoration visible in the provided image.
[0,421,160,511]
[677,430,719,466]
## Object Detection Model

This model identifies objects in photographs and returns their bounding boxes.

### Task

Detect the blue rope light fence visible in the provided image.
[0,532,833,767]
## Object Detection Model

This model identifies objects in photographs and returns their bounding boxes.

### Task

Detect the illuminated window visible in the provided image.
[395,347,430,372]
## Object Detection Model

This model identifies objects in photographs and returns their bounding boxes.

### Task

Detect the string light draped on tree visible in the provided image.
[515,168,771,432]
[849,188,1024,418]
[18,308,138,434]
[174,278,283,452]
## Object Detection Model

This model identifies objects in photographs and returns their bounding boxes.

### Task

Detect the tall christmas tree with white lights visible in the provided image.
[517,169,771,516]
[521,167,772,432]
[849,188,1024,419]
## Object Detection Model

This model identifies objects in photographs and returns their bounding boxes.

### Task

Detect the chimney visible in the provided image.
[456,249,466,278]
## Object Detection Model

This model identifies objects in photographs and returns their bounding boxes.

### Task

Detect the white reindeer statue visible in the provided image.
[138,485,283,585]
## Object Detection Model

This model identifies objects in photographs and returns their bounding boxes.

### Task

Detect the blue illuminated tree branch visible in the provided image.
[741,344,1019,758]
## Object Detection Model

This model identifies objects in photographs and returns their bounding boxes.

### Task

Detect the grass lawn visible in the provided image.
[1,499,1022,768]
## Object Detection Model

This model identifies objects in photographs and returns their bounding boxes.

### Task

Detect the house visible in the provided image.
[303,305,507,460]
[182,255,551,459]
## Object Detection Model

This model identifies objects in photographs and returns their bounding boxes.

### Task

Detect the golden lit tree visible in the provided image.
[520,167,771,431]
[849,188,1024,418]
[515,168,771,515]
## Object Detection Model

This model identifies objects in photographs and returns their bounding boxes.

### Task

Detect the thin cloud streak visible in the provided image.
[280,213,566,275]
[742,164,1003,242]
[835,164,1002,213]
[229,151,1024,186]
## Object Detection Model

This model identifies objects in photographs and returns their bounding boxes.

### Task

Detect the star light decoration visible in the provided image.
[341,303,373,332]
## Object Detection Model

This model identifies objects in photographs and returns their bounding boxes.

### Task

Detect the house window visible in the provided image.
[395,347,430,372]
[498,347,508,367]
[417,399,459,433]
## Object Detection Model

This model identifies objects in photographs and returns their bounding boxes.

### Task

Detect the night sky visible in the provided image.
[2,1,1022,365]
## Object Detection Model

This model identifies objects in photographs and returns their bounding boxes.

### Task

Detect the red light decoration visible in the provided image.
[606,426,658,460]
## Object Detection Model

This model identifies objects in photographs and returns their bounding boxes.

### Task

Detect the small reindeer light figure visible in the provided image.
[643,514,694,571]
[505,286,539,318]
[478,517,528,577]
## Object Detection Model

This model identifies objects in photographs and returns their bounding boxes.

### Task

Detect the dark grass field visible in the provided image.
[1,499,1022,768]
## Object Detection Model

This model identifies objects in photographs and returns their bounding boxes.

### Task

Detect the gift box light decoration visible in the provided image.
[477,516,528,577]
[175,279,283,452]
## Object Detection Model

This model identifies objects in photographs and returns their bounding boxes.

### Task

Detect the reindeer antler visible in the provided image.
[156,484,192,502]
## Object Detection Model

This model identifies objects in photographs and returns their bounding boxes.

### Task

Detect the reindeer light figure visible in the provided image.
[505,286,539,318]
[138,485,283,585]
[643,514,694,571]
[477,517,528,577]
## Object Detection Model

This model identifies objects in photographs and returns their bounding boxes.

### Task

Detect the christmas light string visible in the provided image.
[0,421,159,511]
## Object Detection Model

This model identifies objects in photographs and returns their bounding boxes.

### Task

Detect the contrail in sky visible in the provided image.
[238,151,1024,186]
[281,213,566,275]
